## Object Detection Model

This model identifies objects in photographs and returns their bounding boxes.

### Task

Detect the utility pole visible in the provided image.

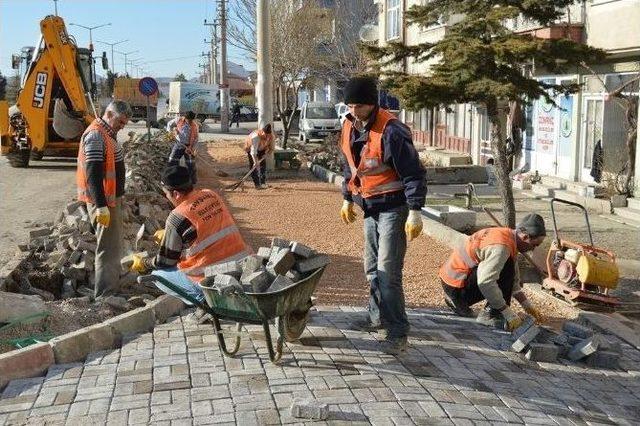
[97,39,128,74]
[219,0,229,132]
[201,52,212,83]
[256,0,273,130]
[204,19,219,87]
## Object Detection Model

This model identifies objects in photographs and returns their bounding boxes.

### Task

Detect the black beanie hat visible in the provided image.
[161,165,193,191]
[344,76,378,105]
[516,213,546,238]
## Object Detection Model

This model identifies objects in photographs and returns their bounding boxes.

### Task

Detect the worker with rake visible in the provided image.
[244,123,275,189]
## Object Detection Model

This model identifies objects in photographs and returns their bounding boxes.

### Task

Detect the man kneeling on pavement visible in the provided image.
[439,213,546,331]
[129,165,251,303]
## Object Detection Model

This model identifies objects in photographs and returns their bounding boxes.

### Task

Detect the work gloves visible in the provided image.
[405,210,423,241]
[340,200,357,224]
[154,229,166,245]
[130,253,148,274]
[501,307,524,332]
[521,299,543,323]
[95,207,111,228]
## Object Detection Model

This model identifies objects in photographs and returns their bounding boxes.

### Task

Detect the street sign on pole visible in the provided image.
[138,77,158,141]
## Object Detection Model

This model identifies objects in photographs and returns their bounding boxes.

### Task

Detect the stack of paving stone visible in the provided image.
[503,318,622,369]
[1,131,174,304]
[203,237,330,294]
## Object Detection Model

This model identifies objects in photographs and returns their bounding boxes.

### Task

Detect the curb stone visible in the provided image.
[0,295,185,391]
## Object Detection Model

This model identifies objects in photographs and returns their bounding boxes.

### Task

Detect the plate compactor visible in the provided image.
[542,198,620,308]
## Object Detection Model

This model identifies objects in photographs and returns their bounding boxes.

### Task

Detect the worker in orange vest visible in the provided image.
[129,165,251,304]
[77,100,132,298]
[339,76,426,355]
[167,110,199,184]
[244,123,274,189]
[439,213,546,331]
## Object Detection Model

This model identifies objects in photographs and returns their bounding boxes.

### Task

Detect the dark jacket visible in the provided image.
[341,109,427,216]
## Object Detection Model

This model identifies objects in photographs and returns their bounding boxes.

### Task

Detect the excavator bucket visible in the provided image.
[52,98,85,139]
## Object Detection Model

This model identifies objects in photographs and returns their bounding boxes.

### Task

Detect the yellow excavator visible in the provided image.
[0,15,107,167]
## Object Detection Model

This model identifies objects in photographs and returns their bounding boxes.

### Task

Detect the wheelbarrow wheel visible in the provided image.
[276,308,310,343]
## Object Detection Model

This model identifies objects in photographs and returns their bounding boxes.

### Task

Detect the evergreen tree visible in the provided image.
[174,73,188,82]
[365,0,605,226]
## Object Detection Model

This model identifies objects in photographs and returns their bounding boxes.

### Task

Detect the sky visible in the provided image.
[0,0,255,79]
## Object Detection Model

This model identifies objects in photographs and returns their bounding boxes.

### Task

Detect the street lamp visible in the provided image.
[114,50,139,76]
[96,39,128,73]
[68,22,112,51]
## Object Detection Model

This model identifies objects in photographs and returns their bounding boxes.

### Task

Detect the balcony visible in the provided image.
[505,5,585,43]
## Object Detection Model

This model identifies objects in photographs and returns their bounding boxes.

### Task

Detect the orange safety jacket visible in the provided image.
[439,227,517,288]
[176,117,198,151]
[340,109,403,199]
[176,188,251,282]
[244,129,273,153]
[76,119,117,208]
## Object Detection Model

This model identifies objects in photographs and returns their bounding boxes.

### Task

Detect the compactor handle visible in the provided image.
[549,198,593,247]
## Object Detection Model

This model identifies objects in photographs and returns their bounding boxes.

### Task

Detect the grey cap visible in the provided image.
[516,213,546,238]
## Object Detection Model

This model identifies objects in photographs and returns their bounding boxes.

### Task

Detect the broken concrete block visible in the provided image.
[568,335,600,361]
[271,237,291,248]
[68,250,83,265]
[511,323,541,353]
[525,343,559,362]
[29,228,52,240]
[213,274,243,295]
[241,255,264,280]
[61,265,86,281]
[138,203,153,217]
[0,291,48,322]
[61,279,76,299]
[65,200,84,215]
[242,270,272,293]
[286,269,303,282]
[512,316,535,340]
[103,295,129,311]
[290,241,313,258]
[257,246,272,259]
[266,249,296,276]
[290,398,329,420]
[586,350,620,369]
[294,254,330,274]
[68,236,97,253]
[204,260,243,278]
[267,274,294,293]
[562,321,594,339]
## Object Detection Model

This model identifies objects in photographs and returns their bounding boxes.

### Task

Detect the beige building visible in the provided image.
[373,0,640,189]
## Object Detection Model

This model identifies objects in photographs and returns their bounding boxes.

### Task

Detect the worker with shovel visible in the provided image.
[128,165,251,303]
[339,76,426,355]
[244,123,274,189]
[167,110,199,185]
[439,213,546,330]
[77,100,132,298]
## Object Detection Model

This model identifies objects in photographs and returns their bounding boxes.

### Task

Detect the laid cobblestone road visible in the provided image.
[1,307,639,425]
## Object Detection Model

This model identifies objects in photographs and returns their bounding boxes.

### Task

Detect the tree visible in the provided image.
[365,0,605,227]
[174,73,187,82]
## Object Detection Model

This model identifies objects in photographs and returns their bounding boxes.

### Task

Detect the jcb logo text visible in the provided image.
[32,72,47,108]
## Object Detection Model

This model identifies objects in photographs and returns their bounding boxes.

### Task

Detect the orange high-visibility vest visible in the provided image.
[244,129,273,153]
[176,117,198,150]
[439,227,517,288]
[76,119,117,207]
[340,108,403,198]
[176,189,250,282]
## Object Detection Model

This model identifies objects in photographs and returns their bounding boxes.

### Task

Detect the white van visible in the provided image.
[298,101,341,143]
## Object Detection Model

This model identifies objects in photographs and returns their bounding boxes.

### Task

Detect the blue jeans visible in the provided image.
[151,268,205,306]
[169,144,197,185]
[363,205,410,338]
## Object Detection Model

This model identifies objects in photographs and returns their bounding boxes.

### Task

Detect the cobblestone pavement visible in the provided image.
[1,307,639,425]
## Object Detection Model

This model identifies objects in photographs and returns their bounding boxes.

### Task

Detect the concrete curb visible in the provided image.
[308,162,345,187]
[0,295,185,391]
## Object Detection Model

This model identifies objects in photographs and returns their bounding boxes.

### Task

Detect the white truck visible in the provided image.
[165,82,220,119]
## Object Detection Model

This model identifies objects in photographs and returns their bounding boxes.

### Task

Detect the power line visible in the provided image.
[145,55,205,64]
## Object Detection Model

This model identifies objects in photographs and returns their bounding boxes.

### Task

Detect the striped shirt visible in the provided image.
[145,210,197,270]
[83,118,124,163]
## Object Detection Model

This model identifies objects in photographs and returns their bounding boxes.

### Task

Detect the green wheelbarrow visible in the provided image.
[138,266,325,363]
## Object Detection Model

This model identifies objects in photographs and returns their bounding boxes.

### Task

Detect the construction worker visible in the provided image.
[167,110,199,185]
[339,76,426,354]
[244,123,274,189]
[129,165,251,303]
[77,100,132,298]
[439,213,546,330]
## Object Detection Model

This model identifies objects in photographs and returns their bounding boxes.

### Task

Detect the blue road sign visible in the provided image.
[138,77,158,97]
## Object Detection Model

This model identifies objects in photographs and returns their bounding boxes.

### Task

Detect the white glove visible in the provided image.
[405,210,423,241]
[95,206,111,228]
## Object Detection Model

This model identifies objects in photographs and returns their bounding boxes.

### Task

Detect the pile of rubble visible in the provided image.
[204,238,330,295]
[504,318,623,369]
[291,135,343,174]
[1,131,175,308]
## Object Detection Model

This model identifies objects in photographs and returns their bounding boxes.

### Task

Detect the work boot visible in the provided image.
[383,335,408,355]
[351,318,384,333]
[476,305,504,328]
[443,291,474,318]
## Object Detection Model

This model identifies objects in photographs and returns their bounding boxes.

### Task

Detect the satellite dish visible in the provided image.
[358,24,379,42]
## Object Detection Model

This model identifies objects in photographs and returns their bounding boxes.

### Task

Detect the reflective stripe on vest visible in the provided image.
[439,228,517,288]
[340,109,403,198]
[76,119,117,208]
[177,117,198,149]
[175,189,250,282]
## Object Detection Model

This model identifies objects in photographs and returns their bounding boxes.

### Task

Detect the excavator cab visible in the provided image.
[2,15,98,167]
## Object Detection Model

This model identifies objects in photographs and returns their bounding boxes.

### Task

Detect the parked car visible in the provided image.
[335,102,349,125]
[298,101,341,143]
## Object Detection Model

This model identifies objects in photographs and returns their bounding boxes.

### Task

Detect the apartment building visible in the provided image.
[373,0,639,189]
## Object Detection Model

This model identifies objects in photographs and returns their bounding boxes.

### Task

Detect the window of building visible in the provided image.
[386,0,401,41]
